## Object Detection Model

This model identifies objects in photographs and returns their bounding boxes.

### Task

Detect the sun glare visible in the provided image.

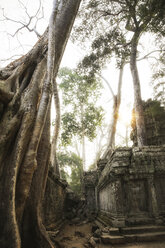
[119,106,132,126]
[115,106,133,147]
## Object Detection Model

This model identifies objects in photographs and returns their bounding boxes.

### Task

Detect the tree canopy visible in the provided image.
[58,67,104,146]
[58,152,83,195]
[74,0,165,147]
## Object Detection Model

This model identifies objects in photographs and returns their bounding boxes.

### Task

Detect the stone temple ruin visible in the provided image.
[43,100,165,245]
[84,146,165,243]
[83,100,165,243]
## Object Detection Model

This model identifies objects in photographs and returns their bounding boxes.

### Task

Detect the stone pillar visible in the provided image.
[147,176,163,224]
[113,178,125,227]
[95,185,99,211]
[83,171,98,213]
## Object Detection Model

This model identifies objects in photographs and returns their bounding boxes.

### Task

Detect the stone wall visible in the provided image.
[83,171,98,213]
[43,169,67,230]
[96,146,165,227]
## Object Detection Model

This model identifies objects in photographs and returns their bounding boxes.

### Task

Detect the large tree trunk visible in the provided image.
[50,1,60,177]
[100,64,124,159]
[51,78,61,176]
[107,65,124,149]
[80,103,86,171]
[130,32,147,147]
[0,1,81,247]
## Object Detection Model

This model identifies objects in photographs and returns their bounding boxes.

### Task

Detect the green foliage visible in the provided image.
[75,0,165,113]
[59,67,102,103]
[80,30,130,74]
[83,104,103,141]
[148,1,165,36]
[60,113,79,145]
[57,152,83,195]
[77,0,164,75]
[58,67,104,146]
[74,0,165,60]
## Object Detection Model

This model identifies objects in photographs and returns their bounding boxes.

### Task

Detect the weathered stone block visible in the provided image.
[43,169,67,230]
[101,234,125,244]
[84,145,165,228]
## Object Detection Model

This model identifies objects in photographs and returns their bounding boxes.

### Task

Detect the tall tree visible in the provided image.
[79,30,128,156]
[58,67,104,170]
[74,0,165,147]
[99,63,125,158]
[126,0,165,145]
[0,0,81,247]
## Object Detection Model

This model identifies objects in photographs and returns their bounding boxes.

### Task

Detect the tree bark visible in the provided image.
[51,78,61,176]
[101,64,124,159]
[48,0,60,176]
[0,1,81,247]
[80,103,86,171]
[21,105,53,248]
[130,32,147,147]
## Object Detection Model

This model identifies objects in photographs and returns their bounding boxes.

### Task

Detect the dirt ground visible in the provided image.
[54,222,165,248]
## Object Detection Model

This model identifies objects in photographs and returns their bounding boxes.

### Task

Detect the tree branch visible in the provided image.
[0,0,43,38]
[97,73,115,98]
[93,9,123,17]
[137,49,165,61]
